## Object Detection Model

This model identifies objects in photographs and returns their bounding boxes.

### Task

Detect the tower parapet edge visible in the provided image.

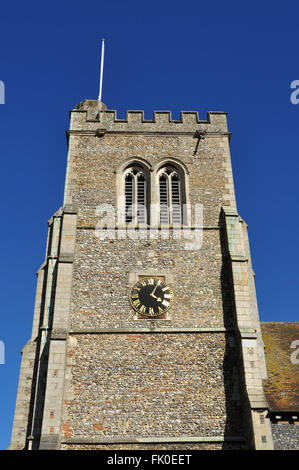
[70,99,229,133]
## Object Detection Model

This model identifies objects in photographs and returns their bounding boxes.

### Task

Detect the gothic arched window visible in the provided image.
[158,166,183,225]
[124,166,147,224]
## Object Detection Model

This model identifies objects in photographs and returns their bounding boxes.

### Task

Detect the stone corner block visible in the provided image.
[39,434,60,450]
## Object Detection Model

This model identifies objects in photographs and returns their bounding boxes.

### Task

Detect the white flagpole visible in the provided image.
[98,39,105,102]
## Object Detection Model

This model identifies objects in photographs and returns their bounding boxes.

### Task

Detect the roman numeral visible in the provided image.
[139,305,146,314]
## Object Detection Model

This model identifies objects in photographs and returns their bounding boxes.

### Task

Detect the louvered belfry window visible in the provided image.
[124,167,147,224]
[159,167,182,225]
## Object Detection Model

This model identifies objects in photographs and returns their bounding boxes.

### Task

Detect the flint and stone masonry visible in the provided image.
[9,100,274,450]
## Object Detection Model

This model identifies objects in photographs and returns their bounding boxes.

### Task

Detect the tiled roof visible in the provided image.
[261,322,299,412]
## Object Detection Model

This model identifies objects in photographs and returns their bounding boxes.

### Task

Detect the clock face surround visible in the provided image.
[130,277,173,318]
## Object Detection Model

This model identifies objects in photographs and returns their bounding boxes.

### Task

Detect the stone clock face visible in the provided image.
[130,277,173,317]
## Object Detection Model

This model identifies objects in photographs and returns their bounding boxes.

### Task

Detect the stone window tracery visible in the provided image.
[124,166,147,224]
[158,166,182,225]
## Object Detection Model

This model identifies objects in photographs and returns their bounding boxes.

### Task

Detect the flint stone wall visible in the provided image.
[69,229,232,330]
[62,333,243,441]
[271,423,299,450]
[69,133,233,228]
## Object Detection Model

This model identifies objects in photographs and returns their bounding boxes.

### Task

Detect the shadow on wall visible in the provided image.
[219,214,251,450]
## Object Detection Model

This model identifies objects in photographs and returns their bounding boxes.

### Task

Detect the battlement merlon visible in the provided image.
[68,99,229,135]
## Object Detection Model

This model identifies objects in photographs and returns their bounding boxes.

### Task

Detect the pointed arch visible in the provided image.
[116,157,151,225]
[155,159,189,226]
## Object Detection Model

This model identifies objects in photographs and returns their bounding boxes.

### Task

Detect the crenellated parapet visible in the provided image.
[69,99,229,134]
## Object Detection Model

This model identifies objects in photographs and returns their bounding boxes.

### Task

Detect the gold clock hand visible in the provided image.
[150,284,163,302]
[150,284,158,298]
[151,293,162,303]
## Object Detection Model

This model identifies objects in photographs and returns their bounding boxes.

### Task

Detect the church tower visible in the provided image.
[9,99,274,450]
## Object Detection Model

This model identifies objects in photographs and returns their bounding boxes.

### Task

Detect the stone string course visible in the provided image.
[61,442,244,450]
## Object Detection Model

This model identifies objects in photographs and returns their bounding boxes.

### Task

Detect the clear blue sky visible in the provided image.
[0,0,298,450]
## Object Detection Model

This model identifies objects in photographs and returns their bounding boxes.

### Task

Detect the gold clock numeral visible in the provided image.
[139,305,146,314]
[130,278,173,316]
